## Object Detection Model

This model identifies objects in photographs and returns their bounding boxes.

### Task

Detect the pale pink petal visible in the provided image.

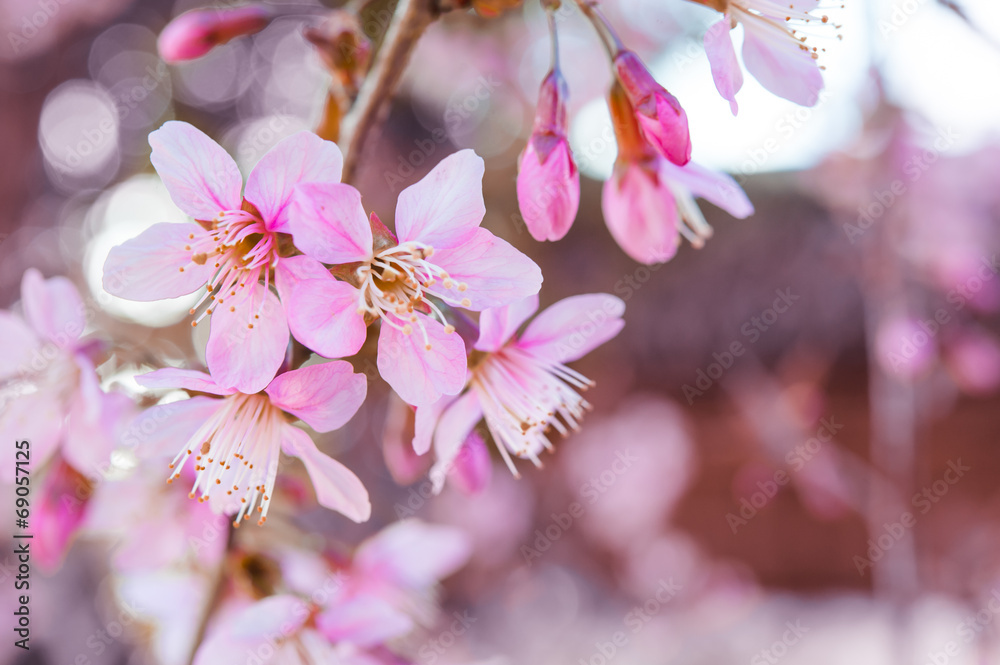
[432,228,543,310]
[602,165,679,265]
[289,182,373,264]
[516,140,580,241]
[475,295,540,353]
[660,160,754,218]
[193,631,249,665]
[21,269,85,346]
[741,15,823,107]
[206,284,288,393]
[63,388,132,476]
[124,397,223,461]
[519,293,626,363]
[103,223,217,300]
[394,149,486,248]
[0,386,65,483]
[274,254,334,291]
[231,595,309,638]
[413,395,452,455]
[377,315,467,407]
[0,312,38,381]
[265,361,367,433]
[355,519,472,588]
[136,367,235,395]
[316,596,413,647]
[281,425,371,522]
[245,131,344,233]
[429,390,483,493]
[281,272,367,359]
[448,431,492,495]
[705,17,743,115]
[149,121,243,220]
[384,397,433,481]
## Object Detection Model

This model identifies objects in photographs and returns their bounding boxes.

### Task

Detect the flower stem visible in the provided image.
[340,0,446,184]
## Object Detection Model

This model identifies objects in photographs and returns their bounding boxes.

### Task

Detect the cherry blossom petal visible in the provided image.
[135,367,235,395]
[148,121,243,220]
[206,285,288,394]
[124,397,223,461]
[602,165,679,265]
[394,149,486,249]
[289,182,373,264]
[281,271,367,359]
[0,386,65,483]
[429,391,483,493]
[229,594,310,639]
[413,396,451,455]
[741,15,823,107]
[273,254,334,298]
[103,223,217,301]
[448,431,492,495]
[705,17,743,115]
[265,361,367,433]
[432,228,543,311]
[377,315,467,407]
[20,269,86,346]
[281,425,371,522]
[245,131,344,233]
[519,293,626,363]
[660,160,754,218]
[355,519,472,588]
[0,312,38,381]
[63,390,133,476]
[475,295,540,353]
[316,596,413,647]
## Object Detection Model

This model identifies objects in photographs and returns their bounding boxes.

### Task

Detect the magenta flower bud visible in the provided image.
[613,50,692,166]
[516,70,580,242]
[158,5,273,63]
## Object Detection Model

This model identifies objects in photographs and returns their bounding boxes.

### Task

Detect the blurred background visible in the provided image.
[2,0,1000,663]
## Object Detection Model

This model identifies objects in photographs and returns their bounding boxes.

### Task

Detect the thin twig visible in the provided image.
[186,522,236,665]
[339,0,443,184]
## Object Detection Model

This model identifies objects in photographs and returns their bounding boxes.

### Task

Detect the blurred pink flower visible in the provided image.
[602,157,753,265]
[613,50,691,165]
[702,0,825,112]
[873,316,937,379]
[0,270,134,567]
[946,329,1000,395]
[517,70,580,242]
[158,6,273,63]
[135,362,369,527]
[416,293,624,490]
[103,121,344,393]
[282,149,542,406]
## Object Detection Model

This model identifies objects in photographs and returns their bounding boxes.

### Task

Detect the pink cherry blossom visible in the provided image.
[103,121,345,393]
[135,361,369,527]
[0,270,128,482]
[517,70,580,242]
[283,149,543,407]
[158,5,273,63]
[415,293,625,491]
[703,1,827,112]
[602,156,754,265]
[613,50,691,166]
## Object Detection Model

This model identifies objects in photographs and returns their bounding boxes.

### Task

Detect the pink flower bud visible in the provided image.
[602,159,680,265]
[516,71,580,242]
[34,459,90,570]
[158,6,273,64]
[614,50,691,166]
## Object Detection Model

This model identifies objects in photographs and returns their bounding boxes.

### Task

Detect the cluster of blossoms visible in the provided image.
[0,0,845,658]
[97,120,622,531]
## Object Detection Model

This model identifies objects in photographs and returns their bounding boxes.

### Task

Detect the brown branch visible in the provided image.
[339,0,445,184]
[186,522,236,665]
